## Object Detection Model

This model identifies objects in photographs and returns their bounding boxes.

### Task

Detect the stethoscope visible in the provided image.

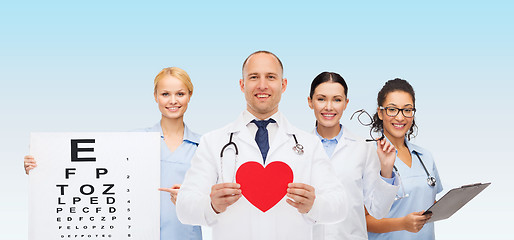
[392,151,436,201]
[394,151,437,187]
[219,132,304,182]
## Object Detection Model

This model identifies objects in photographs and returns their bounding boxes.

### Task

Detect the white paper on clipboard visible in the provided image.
[424,182,490,222]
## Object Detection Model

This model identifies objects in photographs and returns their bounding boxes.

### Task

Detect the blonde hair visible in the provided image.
[153,67,194,96]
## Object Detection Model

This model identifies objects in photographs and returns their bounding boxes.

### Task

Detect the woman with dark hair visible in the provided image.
[308,72,399,240]
[367,78,443,240]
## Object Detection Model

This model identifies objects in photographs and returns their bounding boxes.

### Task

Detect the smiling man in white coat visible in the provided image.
[176,51,347,240]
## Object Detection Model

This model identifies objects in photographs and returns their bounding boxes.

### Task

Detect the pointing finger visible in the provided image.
[158,188,173,193]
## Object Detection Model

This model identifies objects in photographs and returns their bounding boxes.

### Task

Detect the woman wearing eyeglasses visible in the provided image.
[366,78,443,240]
[308,72,399,240]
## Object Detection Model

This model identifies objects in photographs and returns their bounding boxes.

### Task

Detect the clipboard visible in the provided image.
[423,182,490,222]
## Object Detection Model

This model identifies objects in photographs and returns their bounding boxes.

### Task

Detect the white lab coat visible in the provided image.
[176,111,347,240]
[312,126,399,240]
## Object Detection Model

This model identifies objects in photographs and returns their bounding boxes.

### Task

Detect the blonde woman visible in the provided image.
[24,67,202,240]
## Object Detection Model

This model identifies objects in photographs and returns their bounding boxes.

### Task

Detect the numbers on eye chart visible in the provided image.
[126,157,132,238]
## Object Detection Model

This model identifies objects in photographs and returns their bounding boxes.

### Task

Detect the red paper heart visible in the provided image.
[235,161,293,212]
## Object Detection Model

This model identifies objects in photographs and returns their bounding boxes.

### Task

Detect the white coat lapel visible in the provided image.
[268,113,295,163]
[333,136,348,156]
[238,127,259,150]
[228,111,261,153]
[268,125,289,161]
[321,126,356,157]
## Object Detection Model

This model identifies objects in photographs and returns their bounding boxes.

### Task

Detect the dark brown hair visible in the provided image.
[309,72,348,99]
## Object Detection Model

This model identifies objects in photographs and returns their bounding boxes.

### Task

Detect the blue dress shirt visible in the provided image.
[314,125,344,158]
[143,122,202,240]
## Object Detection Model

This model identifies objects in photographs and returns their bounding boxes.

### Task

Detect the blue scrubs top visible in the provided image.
[368,140,443,240]
[143,122,202,240]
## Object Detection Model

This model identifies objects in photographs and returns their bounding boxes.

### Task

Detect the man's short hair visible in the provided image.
[242,50,284,76]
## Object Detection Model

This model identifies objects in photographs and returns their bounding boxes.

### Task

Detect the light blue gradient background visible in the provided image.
[1,1,512,239]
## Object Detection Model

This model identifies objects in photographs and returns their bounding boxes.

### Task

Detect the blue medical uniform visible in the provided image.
[143,122,202,240]
[368,139,443,240]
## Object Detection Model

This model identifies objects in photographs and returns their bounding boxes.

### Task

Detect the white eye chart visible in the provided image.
[29,132,160,240]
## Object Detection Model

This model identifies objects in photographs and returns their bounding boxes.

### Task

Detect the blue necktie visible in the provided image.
[251,118,276,163]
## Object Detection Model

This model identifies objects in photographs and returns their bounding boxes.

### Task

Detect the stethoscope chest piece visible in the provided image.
[291,134,304,155]
[413,151,437,187]
[293,143,304,155]
[427,176,437,187]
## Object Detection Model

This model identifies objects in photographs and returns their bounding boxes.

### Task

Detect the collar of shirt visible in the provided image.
[243,110,280,145]
[314,124,343,144]
[153,122,201,146]
[314,124,343,157]
[404,137,425,156]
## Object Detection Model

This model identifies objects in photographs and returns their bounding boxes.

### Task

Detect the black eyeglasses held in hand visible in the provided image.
[350,109,385,142]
